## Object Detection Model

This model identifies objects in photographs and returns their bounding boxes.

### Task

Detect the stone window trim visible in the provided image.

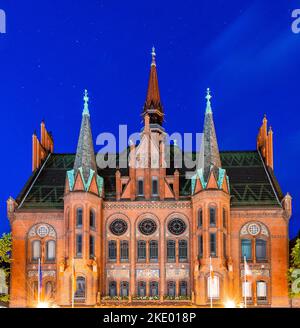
[106,214,130,238]
[165,213,189,238]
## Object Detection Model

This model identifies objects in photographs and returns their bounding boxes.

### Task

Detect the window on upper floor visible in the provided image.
[137,179,144,196]
[223,233,227,259]
[241,239,252,261]
[76,234,82,257]
[179,240,188,262]
[256,239,267,261]
[222,208,227,228]
[210,233,217,257]
[46,240,56,261]
[89,235,95,258]
[120,240,129,261]
[198,209,203,228]
[167,240,176,262]
[90,209,96,229]
[152,177,158,197]
[209,207,216,227]
[108,240,117,261]
[137,240,146,261]
[32,240,41,261]
[149,240,158,262]
[198,235,203,259]
[76,208,83,228]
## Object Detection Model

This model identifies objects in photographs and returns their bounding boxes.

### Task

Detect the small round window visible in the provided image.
[139,219,157,235]
[168,219,186,235]
[110,219,128,236]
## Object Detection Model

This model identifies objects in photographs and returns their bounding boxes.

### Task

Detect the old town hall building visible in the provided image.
[7,49,292,307]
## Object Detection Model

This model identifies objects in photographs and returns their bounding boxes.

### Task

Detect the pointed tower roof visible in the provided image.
[73,89,97,181]
[203,88,221,178]
[143,47,164,126]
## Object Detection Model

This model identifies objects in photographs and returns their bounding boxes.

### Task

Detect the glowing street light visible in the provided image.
[224,300,236,308]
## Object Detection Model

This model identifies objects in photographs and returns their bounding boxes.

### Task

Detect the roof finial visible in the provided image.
[205,88,212,113]
[151,46,156,66]
[83,89,90,115]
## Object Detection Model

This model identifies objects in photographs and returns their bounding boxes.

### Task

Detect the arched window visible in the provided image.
[74,277,86,300]
[256,239,267,261]
[108,241,117,261]
[241,239,252,260]
[257,281,267,302]
[32,240,41,261]
[76,208,83,228]
[179,281,187,296]
[207,276,219,299]
[149,281,159,297]
[109,281,117,297]
[120,281,129,297]
[149,240,158,262]
[120,241,129,261]
[179,240,188,262]
[198,209,203,228]
[90,209,96,228]
[45,281,54,300]
[46,240,56,261]
[167,281,176,297]
[137,281,146,297]
[222,208,226,228]
[167,240,176,262]
[137,240,146,261]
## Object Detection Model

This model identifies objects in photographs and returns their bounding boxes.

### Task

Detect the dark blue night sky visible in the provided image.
[0,0,299,238]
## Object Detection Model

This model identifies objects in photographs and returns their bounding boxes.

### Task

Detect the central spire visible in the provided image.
[202,88,221,179]
[73,89,97,181]
[143,46,164,126]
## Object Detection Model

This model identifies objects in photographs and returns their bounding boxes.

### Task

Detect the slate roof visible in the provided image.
[16,150,283,210]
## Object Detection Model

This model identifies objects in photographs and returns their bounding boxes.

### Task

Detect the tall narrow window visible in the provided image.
[137,179,144,196]
[149,281,159,297]
[207,276,219,299]
[76,234,82,257]
[137,240,146,261]
[257,281,267,302]
[179,240,188,262]
[222,208,226,228]
[108,240,117,261]
[198,235,203,259]
[256,239,267,261]
[32,240,41,261]
[223,233,227,258]
[179,281,187,297]
[137,281,146,297]
[74,277,86,300]
[109,281,117,297]
[241,239,252,260]
[90,209,96,229]
[89,235,95,258]
[209,207,216,226]
[149,240,158,262]
[152,177,158,196]
[242,281,252,300]
[120,241,129,261]
[167,281,176,297]
[198,209,203,228]
[210,233,217,257]
[76,208,83,228]
[46,240,56,261]
[120,281,129,297]
[45,281,54,300]
[167,240,176,262]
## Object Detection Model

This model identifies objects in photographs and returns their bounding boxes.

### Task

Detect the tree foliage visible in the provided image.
[0,233,11,303]
[289,238,300,297]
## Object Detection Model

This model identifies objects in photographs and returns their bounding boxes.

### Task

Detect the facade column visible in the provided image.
[159,220,165,300]
[130,219,136,297]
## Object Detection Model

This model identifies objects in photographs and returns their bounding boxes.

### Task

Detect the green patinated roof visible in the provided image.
[16,150,282,209]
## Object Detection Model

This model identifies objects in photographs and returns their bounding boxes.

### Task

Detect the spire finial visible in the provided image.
[151,46,156,66]
[205,88,212,113]
[83,89,89,115]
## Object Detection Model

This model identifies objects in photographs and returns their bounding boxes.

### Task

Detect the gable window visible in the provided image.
[152,177,158,196]
[76,208,83,228]
[167,240,176,262]
[90,209,96,229]
[46,240,56,261]
[120,240,129,261]
[210,233,217,257]
[198,209,203,228]
[76,234,82,257]
[179,240,188,262]
[137,179,144,196]
[209,207,216,226]
[137,240,146,261]
[32,240,41,261]
[256,239,267,261]
[108,240,117,261]
[149,240,158,262]
[241,239,252,260]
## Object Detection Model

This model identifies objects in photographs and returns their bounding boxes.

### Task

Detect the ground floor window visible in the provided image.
[167,281,176,297]
[242,281,252,300]
[179,281,187,296]
[120,281,129,297]
[207,276,220,299]
[256,281,267,302]
[137,281,146,297]
[109,281,117,297]
[149,281,159,297]
[74,277,86,300]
